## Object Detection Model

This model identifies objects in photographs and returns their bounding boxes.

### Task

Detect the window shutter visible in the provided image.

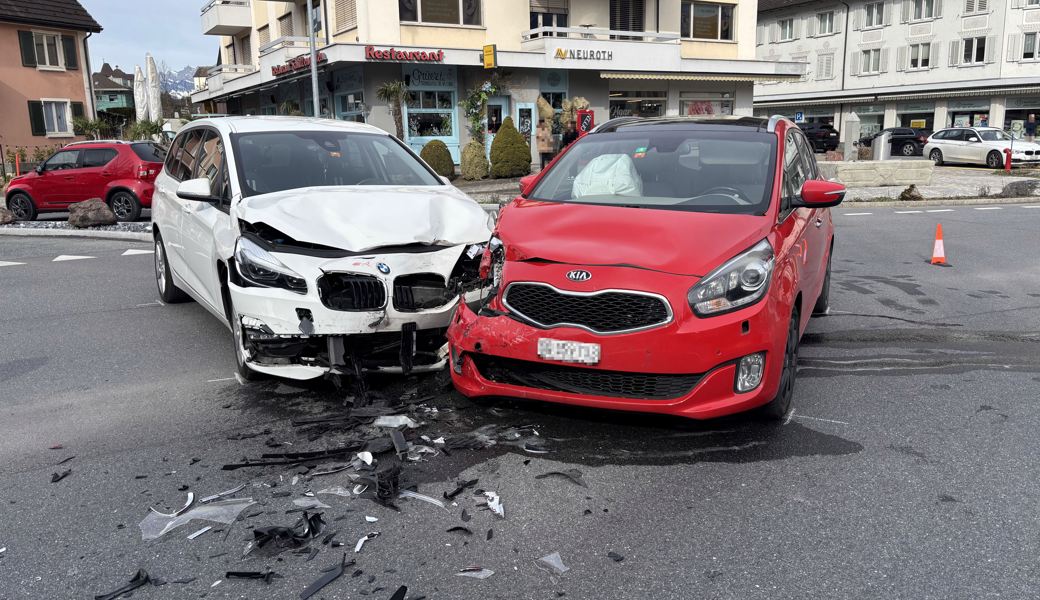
[852,8,862,29]
[258,25,270,46]
[977,0,988,11]
[850,51,861,75]
[793,19,802,39]
[756,25,764,45]
[28,101,46,136]
[769,23,778,43]
[930,41,941,67]
[964,0,974,13]
[807,16,816,37]
[1007,34,1020,61]
[880,47,890,72]
[71,102,84,118]
[897,45,908,70]
[279,13,294,37]
[834,11,843,33]
[883,1,893,25]
[18,30,37,67]
[62,34,78,70]
[934,2,943,17]
[901,0,911,23]
[949,40,960,65]
[985,35,996,62]
[335,0,357,31]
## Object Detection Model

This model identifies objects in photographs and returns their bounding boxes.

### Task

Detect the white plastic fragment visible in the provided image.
[149,493,195,518]
[484,492,504,518]
[187,526,212,540]
[139,497,256,541]
[432,437,445,445]
[356,452,373,466]
[0,547,6,555]
[291,475,300,486]
[373,415,420,429]
[354,532,380,553]
[293,498,331,509]
[538,552,570,574]
[365,516,379,523]
[317,486,353,497]
[456,568,495,580]
[200,484,246,504]
[211,580,222,588]
[399,490,448,511]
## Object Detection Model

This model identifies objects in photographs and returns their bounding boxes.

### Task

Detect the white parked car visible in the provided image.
[924,127,1040,168]
[152,116,492,381]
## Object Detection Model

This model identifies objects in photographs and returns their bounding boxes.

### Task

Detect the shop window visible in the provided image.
[778,18,794,41]
[679,92,733,116]
[540,91,567,134]
[1024,33,1037,60]
[337,90,365,122]
[912,0,934,20]
[406,90,455,136]
[529,11,568,37]
[400,0,482,26]
[609,91,665,118]
[817,11,834,35]
[962,36,985,64]
[861,48,881,74]
[864,1,884,27]
[909,43,930,69]
[680,2,734,41]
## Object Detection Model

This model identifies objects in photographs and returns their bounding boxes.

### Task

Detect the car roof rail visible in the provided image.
[766,115,787,133]
[64,139,128,146]
[589,116,644,134]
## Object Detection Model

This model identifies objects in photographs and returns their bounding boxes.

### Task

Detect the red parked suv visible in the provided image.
[447,116,845,420]
[5,140,166,222]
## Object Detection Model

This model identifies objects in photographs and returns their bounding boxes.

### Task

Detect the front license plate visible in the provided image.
[537,338,601,365]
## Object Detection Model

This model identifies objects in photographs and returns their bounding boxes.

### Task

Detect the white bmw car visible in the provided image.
[924,127,1040,168]
[152,116,492,381]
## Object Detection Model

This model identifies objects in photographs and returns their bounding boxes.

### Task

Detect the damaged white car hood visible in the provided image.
[235,185,491,252]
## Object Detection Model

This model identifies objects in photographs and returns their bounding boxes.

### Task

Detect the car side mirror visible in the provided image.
[967,136,979,143]
[438,175,451,185]
[176,177,217,202]
[796,179,845,208]
[519,174,537,196]
[35,164,45,174]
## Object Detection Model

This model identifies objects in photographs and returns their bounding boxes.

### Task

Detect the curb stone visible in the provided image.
[839,196,1039,209]
[0,227,151,242]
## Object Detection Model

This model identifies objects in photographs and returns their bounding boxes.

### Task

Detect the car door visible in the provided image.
[37,149,81,206]
[179,128,232,313]
[154,129,203,283]
[941,129,967,162]
[962,129,986,164]
[778,127,816,315]
[72,148,118,203]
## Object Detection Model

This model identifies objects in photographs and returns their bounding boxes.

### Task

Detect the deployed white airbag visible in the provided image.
[572,153,643,199]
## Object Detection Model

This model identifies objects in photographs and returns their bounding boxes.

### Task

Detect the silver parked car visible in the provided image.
[924,127,1040,168]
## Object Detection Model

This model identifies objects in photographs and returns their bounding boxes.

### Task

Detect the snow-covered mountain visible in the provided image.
[161,65,202,99]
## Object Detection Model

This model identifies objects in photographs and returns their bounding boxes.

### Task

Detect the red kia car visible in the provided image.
[447,116,845,420]
[5,140,166,222]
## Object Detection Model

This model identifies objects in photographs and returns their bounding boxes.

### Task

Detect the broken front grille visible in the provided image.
[503,283,671,334]
[393,273,453,311]
[471,355,701,400]
[317,273,386,311]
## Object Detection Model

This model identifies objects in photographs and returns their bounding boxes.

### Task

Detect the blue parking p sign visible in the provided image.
[794,111,805,123]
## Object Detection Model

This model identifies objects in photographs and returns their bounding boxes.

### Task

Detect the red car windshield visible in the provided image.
[529,130,778,215]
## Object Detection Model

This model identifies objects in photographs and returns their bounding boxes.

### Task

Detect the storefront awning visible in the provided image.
[601,72,799,82]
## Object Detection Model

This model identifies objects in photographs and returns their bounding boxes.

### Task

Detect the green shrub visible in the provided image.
[460,140,489,181]
[489,116,531,179]
[419,139,455,180]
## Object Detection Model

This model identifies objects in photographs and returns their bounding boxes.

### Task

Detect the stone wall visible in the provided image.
[817,160,933,188]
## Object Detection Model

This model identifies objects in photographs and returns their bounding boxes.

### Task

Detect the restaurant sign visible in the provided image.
[366,46,445,63]
[272,52,328,76]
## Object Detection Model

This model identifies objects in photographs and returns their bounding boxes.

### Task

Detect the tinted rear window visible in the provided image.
[131,142,166,162]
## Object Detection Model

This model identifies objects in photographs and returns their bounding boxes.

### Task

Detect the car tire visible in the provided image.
[758,309,800,421]
[986,151,1003,169]
[812,248,832,317]
[929,149,944,166]
[109,190,142,222]
[154,232,190,303]
[229,298,263,382]
[900,142,916,157]
[7,192,37,221]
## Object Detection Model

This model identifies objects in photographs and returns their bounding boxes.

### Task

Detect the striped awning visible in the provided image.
[601,71,800,82]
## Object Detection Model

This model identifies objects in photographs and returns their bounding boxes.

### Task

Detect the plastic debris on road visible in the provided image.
[456,567,494,580]
[226,570,283,584]
[373,415,419,429]
[443,478,478,500]
[484,492,504,518]
[300,553,353,600]
[399,489,447,511]
[365,516,379,523]
[50,469,71,483]
[293,498,332,510]
[389,585,408,600]
[354,532,380,553]
[251,512,325,553]
[317,486,353,497]
[199,483,247,503]
[535,469,588,488]
[538,552,570,574]
[187,525,212,540]
[607,551,625,562]
[149,492,195,518]
[139,497,256,541]
[94,569,157,600]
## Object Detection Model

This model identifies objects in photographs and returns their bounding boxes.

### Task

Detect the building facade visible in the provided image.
[0,0,100,154]
[93,63,135,119]
[191,0,802,163]
[754,0,1040,139]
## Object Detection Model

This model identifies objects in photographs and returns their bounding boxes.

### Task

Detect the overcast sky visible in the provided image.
[81,0,217,73]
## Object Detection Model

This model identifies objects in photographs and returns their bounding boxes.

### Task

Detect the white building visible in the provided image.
[754,0,1040,139]
[191,0,803,163]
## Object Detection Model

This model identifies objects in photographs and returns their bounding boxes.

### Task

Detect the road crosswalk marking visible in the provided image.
[0,260,26,267]
[122,249,154,256]
[52,255,95,262]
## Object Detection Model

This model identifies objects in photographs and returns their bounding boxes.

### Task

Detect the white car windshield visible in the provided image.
[977,130,1013,142]
[230,131,441,197]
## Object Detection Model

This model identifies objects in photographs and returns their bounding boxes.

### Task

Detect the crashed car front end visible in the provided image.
[227,186,490,380]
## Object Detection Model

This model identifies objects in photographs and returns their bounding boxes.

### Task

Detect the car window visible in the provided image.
[81,148,117,168]
[194,130,230,203]
[167,130,203,182]
[131,142,166,162]
[529,129,777,215]
[781,130,811,215]
[978,130,1012,142]
[794,132,818,180]
[943,130,964,141]
[44,149,80,171]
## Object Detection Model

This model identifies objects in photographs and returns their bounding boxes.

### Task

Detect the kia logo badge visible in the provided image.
[566,270,592,282]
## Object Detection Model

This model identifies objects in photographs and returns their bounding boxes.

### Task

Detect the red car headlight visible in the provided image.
[688,239,774,317]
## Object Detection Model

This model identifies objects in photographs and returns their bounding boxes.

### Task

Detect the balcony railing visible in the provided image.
[207,64,255,77]
[521,26,680,43]
[259,36,312,56]
[201,0,251,36]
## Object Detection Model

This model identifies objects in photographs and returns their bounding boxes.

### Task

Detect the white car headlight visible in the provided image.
[688,240,775,317]
[234,236,307,295]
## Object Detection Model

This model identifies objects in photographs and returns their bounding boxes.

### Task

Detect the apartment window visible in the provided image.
[861,48,881,73]
[680,2,734,41]
[1024,33,1037,60]
[240,35,251,64]
[107,94,117,102]
[34,32,63,68]
[43,100,71,134]
[224,43,236,65]
[864,1,884,27]
[817,11,834,35]
[335,0,358,31]
[529,10,568,38]
[963,36,985,63]
[1028,0,1040,6]
[909,43,930,68]
[778,18,794,41]
[912,0,934,20]
[964,0,988,13]
[399,0,482,26]
[278,13,295,37]
[258,25,270,46]
[817,53,834,79]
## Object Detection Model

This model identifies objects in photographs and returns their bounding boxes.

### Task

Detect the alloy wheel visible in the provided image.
[986,152,1002,169]
[154,239,167,294]
[777,316,799,408]
[901,143,915,156]
[930,149,943,165]
[111,193,135,220]
[9,195,32,220]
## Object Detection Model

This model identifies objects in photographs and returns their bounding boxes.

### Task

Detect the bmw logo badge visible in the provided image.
[377,263,391,274]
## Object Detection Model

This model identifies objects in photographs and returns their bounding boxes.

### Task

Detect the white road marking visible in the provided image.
[792,415,850,426]
[135,301,162,308]
[843,212,873,216]
[1023,205,1040,209]
[783,408,795,425]
[894,210,923,214]
[926,209,955,213]
[122,249,154,256]
[974,206,1002,210]
[0,261,26,267]
[52,255,95,262]
[207,377,236,383]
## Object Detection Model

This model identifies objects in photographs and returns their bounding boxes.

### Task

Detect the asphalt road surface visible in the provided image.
[1,203,1039,599]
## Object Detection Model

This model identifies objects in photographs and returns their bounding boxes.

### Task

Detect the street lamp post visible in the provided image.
[257,0,321,117]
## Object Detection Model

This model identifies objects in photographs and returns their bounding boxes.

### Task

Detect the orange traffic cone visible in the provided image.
[930,224,946,265]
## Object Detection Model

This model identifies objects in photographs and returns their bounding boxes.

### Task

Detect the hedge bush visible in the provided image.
[419,139,455,180]
[460,140,489,181]
[489,116,531,179]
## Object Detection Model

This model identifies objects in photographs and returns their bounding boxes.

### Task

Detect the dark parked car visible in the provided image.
[5,140,166,222]
[798,123,840,152]
[858,127,932,157]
